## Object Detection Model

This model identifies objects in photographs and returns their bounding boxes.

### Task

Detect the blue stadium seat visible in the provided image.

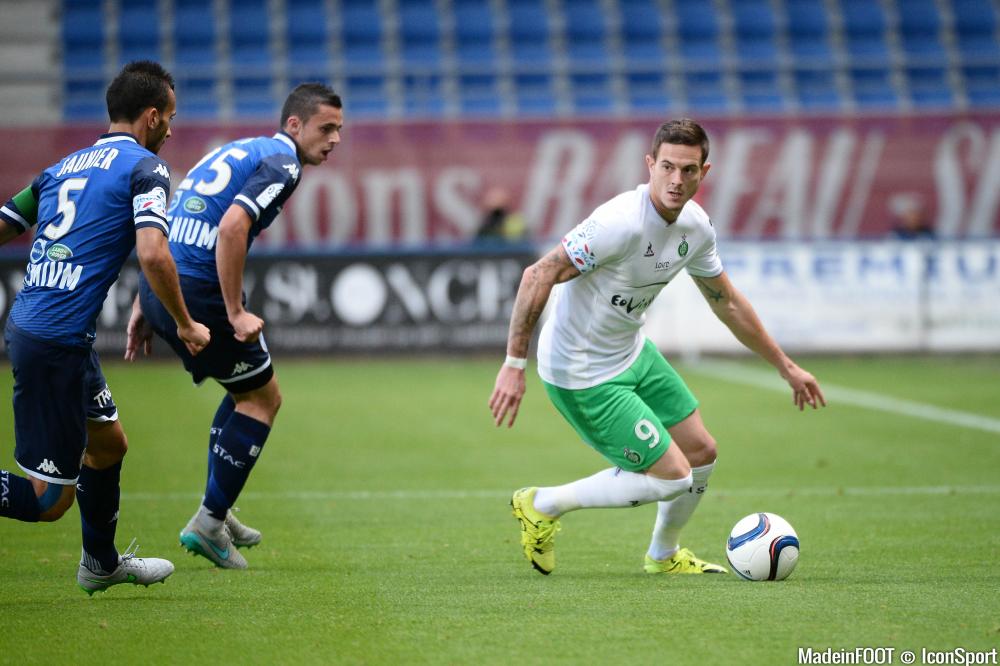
[849,66,898,109]
[173,2,217,73]
[176,75,219,118]
[962,64,1000,107]
[793,67,841,110]
[507,0,553,71]
[458,72,503,115]
[952,0,1000,64]
[563,0,610,66]
[341,3,385,73]
[514,71,557,115]
[61,2,104,76]
[675,3,723,66]
[286,0,330,76]
[785,0,834,66]
[344,73,388,116]
[232,75,276,118]
[118,0,161,66]
[453,3,498,70]
[839,0,889,62]
[63,76,106,120]
[569,71,615,115]
[402,72,446,115]
[739,69,785,112]
[730,0,781,66]
[683,70,729,111]
[618,0,667,65]
[625,70,670,114]
[906,65,953,108]
[398,1,443,70]
[229,0,272,73]
[897,0,945,64]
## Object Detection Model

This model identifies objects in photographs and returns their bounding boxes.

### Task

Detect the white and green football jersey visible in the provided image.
[538,184,723,389]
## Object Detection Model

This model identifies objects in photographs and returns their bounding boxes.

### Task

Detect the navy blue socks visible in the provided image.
[0,469,41,522]
[77,462,122,573]
[203,411,269,520]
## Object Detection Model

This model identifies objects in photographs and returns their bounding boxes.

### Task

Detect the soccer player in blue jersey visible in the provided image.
[129,83,343,569]
[0,61,211,594]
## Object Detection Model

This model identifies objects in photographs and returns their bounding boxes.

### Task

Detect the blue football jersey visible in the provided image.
[0,133,170,347]
[168,132,301,282]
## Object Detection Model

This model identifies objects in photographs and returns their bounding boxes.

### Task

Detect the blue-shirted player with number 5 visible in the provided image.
[131,83,343,569]
[0,61,210,594]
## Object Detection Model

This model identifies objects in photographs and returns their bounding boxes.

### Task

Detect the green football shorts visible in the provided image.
[543,339,699,472]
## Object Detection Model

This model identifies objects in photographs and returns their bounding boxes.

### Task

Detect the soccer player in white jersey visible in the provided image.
[489,119,826,575]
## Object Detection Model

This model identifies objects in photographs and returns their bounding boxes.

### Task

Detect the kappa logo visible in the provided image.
[154,163,170,179]
[282,163,300,180]
[37,459,62,475]
[644,242,654,257]
[231,361,253,376]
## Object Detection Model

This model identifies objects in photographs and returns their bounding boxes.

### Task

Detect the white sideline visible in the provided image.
[121,484,1000,502]
[688,359,1000,435]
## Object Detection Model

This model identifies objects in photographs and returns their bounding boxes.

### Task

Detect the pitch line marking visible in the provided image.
[688,359,1000,435]
[121,484,1000,502]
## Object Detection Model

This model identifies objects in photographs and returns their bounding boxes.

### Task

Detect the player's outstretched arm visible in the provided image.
[489,244,580,427]
[0,219,20,246]
[136,227,211,356]
[216,204,264,343]
[692,271,826,411]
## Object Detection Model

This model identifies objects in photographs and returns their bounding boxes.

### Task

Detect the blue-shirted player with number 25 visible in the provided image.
[0,61,210,594]
[131,83,343,570]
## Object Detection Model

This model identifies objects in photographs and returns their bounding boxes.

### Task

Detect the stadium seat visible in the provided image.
[849,66,898,109]
[793,67,841,110]
[61,2,104,76]
[402,72,446,116]
[344,73,389,116]
[286,0,330,77]
[618,0,667,66]
[839,0,889,62]
[625,70,670,114]
[962,64,1000,107]
[514,71,557,115]
[952,0,1000,64]
[118,0,161,66]
[675,3,724,66]
[398,0,443,70]
[507,0,553,71]
[568,71,615,116]
[739,69,786,112]
[730,0,781,66]
[173,2,217,73]
[63,76,106,120]
[453,2,498,70]
[785,0,834,66]
[563,0,610,66]
[340,3,386,74]
[229,0,272,73]
[458,72,503,115]
[232,75,275,118]
[683,69,730,112]
[176,75,219,118]
[906,65,954,108]
[897,0,945,65]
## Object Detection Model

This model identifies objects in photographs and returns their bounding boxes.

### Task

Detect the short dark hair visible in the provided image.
[280,83,342,126]
[106,60,175,123]
[650,118,710,164]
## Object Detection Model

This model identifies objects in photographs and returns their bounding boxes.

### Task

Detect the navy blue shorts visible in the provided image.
[139,274,273,394]
[4,323,118,485]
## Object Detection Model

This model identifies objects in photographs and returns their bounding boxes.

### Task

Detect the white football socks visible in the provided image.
[646,460,716,561]
[533,468,693,517]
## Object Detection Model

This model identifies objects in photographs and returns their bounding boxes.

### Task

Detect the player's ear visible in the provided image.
[645,153,655,171]
[701,161,711,179]
[284,115,302,136]
[146,106,160,129]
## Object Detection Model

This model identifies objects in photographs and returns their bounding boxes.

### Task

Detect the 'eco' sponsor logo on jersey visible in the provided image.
[183,196,207,214]
[610,294,655,314]
[46,243,73,261]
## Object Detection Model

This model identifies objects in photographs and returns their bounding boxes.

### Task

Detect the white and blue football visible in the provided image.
[726,512,800,581]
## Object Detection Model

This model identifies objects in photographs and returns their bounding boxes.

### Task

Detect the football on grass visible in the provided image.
[726,512,800,581]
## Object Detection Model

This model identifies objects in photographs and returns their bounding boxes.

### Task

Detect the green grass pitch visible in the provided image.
[1,354,998,664]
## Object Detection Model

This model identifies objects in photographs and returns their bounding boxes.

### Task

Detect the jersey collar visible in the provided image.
[273,131,298,154]
[95,132,139,146]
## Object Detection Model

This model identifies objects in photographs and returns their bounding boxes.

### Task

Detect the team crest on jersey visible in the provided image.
[623,448,641,465]
[183,196,207,214]
[256,183,285,209]
[644,242,654,257]
[678,234,689,257]
[46,243,73,261]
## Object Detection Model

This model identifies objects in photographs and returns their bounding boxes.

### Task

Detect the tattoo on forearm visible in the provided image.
[507,250,565,354]
[693,277,725,303]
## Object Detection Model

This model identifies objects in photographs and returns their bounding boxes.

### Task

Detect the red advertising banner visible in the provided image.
[1,114,998,247]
